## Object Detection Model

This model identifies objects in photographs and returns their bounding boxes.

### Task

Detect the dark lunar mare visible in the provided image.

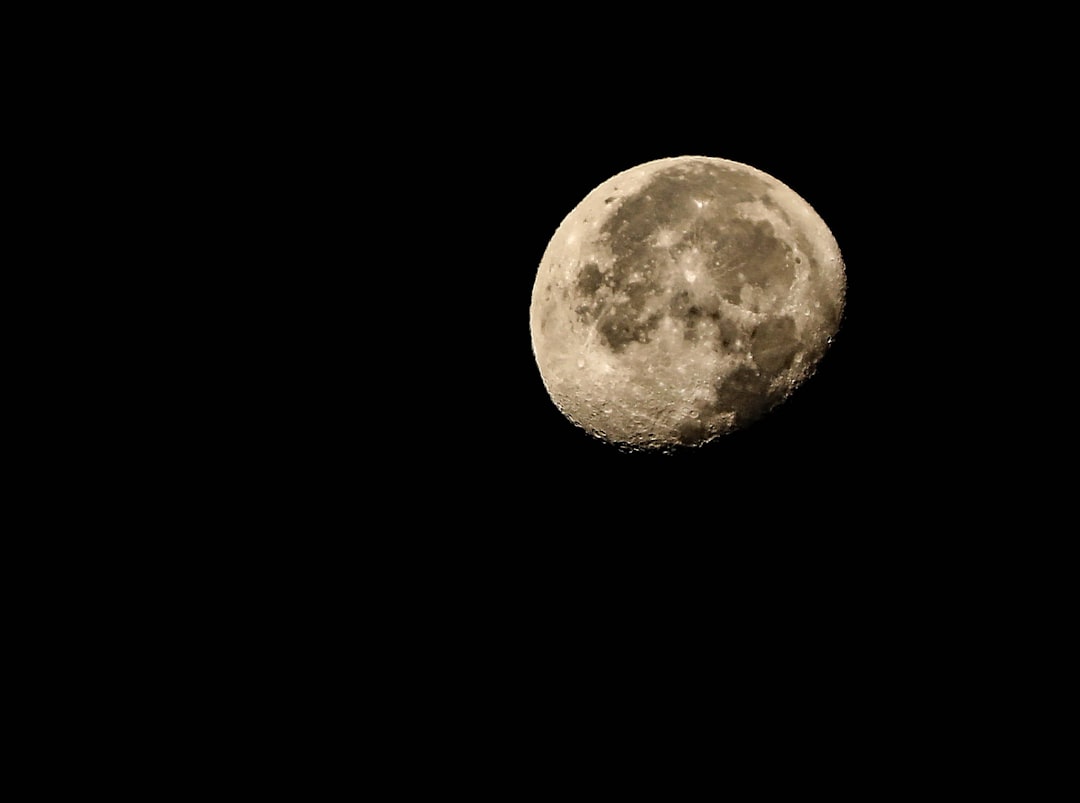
[568,161,823,432]
[592,163,763,352]
[576,162,805,368]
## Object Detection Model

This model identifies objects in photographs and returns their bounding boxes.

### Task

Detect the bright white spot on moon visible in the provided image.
[654,229,679,248]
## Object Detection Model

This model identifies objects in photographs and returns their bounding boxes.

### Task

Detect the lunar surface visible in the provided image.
[529,155,845,451]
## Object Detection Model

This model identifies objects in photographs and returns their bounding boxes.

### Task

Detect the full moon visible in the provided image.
[529,155,845,451]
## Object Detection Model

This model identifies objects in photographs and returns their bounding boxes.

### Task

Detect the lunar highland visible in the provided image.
[529,155,845,451]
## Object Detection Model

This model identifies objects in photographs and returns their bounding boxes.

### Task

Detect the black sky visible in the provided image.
[339,19,1016,535]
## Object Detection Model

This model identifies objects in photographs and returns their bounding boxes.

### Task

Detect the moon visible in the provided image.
[529,155,845,452]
